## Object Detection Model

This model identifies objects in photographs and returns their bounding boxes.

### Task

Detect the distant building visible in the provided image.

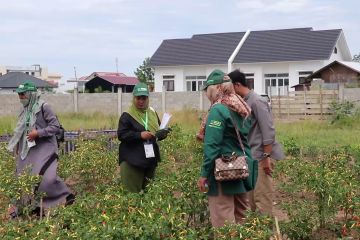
[75,72,139,93]
[0,64,62,86]
[0,72,56,93]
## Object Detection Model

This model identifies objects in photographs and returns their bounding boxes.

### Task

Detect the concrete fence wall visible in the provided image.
[2,86,359,118]
[343,88,360,104]
[0,89,211,117]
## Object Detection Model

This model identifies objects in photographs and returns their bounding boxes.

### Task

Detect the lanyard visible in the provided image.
[141,111,148,131]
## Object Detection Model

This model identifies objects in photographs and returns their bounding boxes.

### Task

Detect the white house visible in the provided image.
[149,27,352,95]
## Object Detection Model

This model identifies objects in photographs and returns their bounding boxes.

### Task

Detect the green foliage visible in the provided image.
[134,57,154,87]
[0,143,43,218]
[275,146,360,239]
[214,212,273,239]
[0,126,274,239]
[353,53,360,62]
[329,101,356,124]
[281,137,301,156]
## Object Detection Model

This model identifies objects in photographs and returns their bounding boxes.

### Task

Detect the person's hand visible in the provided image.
[197,177,208,193]
[260,157,272,176]
[27,129,38,141]
[141,131,154,140]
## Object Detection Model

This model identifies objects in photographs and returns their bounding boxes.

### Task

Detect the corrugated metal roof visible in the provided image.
[338,61,360,73]
[0,72,56,89]
[307,60,360,79]
[150,28,342,66]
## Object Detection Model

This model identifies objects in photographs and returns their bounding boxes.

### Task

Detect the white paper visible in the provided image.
[159,112,172,129]
[27,139,36,148]
[144,143,155,158]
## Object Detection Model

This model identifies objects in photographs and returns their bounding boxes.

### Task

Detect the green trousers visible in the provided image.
[120,161,156,193]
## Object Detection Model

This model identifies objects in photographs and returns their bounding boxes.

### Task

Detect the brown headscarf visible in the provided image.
[196,82,251,141]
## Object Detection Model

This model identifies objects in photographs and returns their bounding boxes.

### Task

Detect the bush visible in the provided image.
[276,146,360,239]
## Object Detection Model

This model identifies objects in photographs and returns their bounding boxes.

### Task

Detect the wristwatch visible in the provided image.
[262,152,271,159]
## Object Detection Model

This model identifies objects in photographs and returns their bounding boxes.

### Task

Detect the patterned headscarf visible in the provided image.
[7,91,44,159]
[196,81,251,141]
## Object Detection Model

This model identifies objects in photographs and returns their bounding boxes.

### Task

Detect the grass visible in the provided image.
[0,109,203,135]
[276,118,360,147]
[2,109,360,148]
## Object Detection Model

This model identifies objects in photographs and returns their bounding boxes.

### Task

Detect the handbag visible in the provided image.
[214,109,249,182]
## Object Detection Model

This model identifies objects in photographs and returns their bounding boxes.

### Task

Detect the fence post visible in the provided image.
[278,87,281,119]
[338,83,344,103]
[287,85,290,120]
[320,84,323,120]
[199,90,204,111]
[117,87,122,117]
[73,87,78,113]
[162,85,166,113]
[303,84,307,119]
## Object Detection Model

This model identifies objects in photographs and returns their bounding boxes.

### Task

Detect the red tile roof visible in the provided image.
[93,72,127,77]
[100,75,138,85]
[84,72,138,85]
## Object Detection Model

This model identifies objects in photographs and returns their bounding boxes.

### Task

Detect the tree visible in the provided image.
[134,57,154,90]
[353,53,360,62]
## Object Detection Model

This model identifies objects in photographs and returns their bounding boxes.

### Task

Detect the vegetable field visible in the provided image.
[0,111,359,239]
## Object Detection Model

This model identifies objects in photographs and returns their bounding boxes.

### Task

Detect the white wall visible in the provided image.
[327,42,344,63]
[154,67,184,92]
[154,65,228,92]
[154,59,344,94]
[288,60,324,87]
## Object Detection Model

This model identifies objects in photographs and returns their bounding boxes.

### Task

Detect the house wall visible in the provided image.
[288,60,324,86]
[320,64,359,83]
[154,67,184,92]
[154,60,326,94]
[327,42,344,63]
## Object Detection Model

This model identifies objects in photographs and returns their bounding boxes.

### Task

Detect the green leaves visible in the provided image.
[276,146,360,239]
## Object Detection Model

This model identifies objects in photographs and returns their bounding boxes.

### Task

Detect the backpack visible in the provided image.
[41,103,65,145]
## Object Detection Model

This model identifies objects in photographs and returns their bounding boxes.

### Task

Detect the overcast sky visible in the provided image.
[0,0,359,84]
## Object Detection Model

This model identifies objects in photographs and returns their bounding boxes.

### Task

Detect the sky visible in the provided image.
[0,0,359,88]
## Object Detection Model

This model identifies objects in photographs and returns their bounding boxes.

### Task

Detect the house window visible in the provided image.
[163,80,174,91]
[264,73,289,96]
[298,71,313,84]
[185,75,206,91]
[245,73,254,90]
[162,75,175,91]
[334,47,337,54]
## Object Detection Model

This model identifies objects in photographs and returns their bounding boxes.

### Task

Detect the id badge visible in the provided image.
[144,143,155,158]
[27,139,36,148]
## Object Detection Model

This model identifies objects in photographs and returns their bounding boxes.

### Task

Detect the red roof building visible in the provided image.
[84,72,138,93]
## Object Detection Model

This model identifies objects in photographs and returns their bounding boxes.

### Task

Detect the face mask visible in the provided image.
[20,98,30,107]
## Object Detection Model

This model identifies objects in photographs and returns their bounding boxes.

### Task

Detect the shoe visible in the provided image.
[8,206,18,219]
[65,193,76,206]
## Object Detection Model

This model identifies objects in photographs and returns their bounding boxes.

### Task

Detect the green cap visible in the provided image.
[16,81,37,93]
[203,69,230,90]
[133,82,149,96]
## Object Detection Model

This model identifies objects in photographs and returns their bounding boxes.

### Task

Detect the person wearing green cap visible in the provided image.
[117,82,170,193]
[196,69,258,228]
[7,81,74,218]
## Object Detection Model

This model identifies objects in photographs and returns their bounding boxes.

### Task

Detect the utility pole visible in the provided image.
[115,57,119,74]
